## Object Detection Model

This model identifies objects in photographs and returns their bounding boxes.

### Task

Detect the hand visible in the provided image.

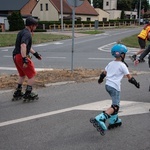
[23,63,28,68]
[33,52,42,60]
[134,59,139,66]
[22,57,28,68]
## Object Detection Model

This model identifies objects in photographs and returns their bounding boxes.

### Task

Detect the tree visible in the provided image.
[7,12,24,31]
[117,0,132,11]
[88,0,103,9]
[120,10,126,19]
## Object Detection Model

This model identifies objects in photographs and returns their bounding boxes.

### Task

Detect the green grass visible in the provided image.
[121,34,139,48]
[0,33,71,47]
[0,32,144,48]
[78,30,104,34]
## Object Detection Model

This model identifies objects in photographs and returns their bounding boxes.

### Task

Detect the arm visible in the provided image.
[21,43,28,68]
[139,45,150,60]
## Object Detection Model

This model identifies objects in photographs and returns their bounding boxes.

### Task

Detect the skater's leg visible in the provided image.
[23,77,38,101]
[12,76,25,100]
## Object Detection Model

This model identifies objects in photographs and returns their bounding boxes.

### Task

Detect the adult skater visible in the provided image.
[129,23,150,62]
[90,44,140,135]
[12,17,42,101]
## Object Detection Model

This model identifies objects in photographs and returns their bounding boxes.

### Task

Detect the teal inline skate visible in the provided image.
[90,112,109,136]
[108,114,122,130]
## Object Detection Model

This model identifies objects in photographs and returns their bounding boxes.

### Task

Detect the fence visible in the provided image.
[48,21,137,31]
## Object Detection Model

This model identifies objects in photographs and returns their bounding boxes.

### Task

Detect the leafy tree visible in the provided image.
[117,0,132,11]
[88,0,103,9]
[7,11,24,31]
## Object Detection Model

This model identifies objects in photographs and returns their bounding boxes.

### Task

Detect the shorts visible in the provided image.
[13,54,36,79]
[105,85,120,106]
[138,37,146,49]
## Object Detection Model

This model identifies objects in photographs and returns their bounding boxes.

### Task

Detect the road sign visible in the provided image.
[66,0,84,7]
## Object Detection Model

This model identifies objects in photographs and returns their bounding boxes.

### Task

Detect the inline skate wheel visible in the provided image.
[90,118,95,123]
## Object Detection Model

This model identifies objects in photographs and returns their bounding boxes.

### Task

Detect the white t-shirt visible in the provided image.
[105,61,130,91]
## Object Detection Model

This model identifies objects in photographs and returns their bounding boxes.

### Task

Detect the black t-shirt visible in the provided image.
[13,28,32,56]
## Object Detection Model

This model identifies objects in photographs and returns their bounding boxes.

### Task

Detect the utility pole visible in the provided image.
[60,0,63,31]
[139,0,141,25]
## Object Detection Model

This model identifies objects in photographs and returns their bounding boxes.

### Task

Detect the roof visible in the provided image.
[75,0,98,16]
[0,0,29,11]
[50,0,98,16]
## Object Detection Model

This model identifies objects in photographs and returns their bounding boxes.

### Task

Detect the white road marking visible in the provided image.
[95,33,109,36]
[33,43,49,47]
[1,49,8,51]
[0,67,53,71]
[3,55,12,57]
[45,57,66,59]
[88,58,131,61]
[53,42,63,45]
[0,100,149,127]
[98,42,138,53]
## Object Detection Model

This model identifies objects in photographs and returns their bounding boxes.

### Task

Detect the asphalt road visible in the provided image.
[0,28,150,150]
[0,73,150,150]
[0,27,149,74]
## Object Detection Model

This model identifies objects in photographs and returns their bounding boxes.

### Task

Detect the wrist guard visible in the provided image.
[22,57,28,64]
[98,72,106,84]
[33,52,41,59]
[128,77,140,88]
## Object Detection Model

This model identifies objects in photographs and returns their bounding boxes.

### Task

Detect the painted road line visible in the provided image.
[0,67,53,71]
[88,58,131,61]
[3,55,12,57]
[98,42,138,53]
[53,42,63,45]
[33,43,49,47]
[0,100,149,127]
[1,49,8,51]
[45,57,66,59]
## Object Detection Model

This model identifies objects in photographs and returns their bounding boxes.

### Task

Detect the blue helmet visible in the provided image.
[111,44,128,58]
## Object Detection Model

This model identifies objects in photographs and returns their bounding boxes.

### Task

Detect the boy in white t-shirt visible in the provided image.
[90,44,140,135]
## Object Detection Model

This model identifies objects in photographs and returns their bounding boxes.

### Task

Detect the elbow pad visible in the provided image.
[98,72,106,84]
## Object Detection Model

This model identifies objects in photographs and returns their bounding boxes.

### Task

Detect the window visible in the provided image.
[40,4,43,11]
[46,3,48,11]
[87,18,91,21]
[106,2,109,6]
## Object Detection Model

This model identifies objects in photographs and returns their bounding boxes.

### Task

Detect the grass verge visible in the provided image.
[0,33,71,47]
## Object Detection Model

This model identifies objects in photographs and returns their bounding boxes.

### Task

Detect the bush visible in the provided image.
[34,29,47,32]
[7,11,25,31]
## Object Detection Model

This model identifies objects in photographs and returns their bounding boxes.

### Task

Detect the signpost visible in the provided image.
[66,0,84,72]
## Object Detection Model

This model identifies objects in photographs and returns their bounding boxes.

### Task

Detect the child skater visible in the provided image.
[90,44,140,135]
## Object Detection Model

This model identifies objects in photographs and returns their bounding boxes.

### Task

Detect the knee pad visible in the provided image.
[111,105,119,115]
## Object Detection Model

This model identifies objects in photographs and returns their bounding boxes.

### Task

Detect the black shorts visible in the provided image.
[138,37,146,49]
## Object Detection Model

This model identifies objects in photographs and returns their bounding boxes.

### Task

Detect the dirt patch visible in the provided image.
[0,69,103,90]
